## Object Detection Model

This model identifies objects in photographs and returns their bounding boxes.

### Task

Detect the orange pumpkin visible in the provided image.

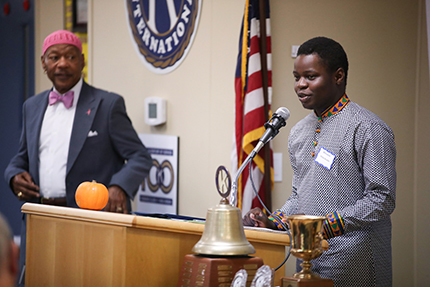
[75,180,109,210]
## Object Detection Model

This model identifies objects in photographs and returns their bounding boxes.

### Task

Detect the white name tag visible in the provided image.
[315,147,336,170]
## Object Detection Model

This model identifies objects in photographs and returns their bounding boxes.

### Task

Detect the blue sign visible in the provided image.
[126,0,202,74]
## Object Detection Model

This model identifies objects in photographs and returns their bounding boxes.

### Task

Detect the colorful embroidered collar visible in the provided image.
[317,94,350,121]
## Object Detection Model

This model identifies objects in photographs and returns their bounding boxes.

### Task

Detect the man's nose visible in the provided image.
[297,77,307,88]
[57,56,69,67]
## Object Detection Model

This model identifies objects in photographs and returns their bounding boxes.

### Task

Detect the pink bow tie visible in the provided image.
[49,90,74,109]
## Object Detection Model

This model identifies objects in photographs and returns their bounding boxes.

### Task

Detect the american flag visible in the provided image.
[232,0,273,216]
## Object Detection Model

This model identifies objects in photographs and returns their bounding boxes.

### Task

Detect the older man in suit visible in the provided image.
[4,30,152,286]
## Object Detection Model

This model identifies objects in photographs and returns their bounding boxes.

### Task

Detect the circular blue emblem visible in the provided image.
[126,0,202,74]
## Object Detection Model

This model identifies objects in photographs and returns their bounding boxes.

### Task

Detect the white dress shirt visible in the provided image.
[38,79,83,198]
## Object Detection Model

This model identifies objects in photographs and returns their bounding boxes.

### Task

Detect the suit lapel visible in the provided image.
[67,82,101,174]
[27,91,50,184]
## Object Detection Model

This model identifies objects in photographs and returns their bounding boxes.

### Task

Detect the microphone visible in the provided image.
[230,107,290,206]
[253,107,290,154]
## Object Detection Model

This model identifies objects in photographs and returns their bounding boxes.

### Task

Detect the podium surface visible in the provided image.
[22,203,290,286]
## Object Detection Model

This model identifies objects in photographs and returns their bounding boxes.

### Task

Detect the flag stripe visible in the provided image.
[232,0,273,214]
[242,164,264,212]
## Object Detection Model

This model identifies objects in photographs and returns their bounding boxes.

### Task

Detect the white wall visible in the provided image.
[416,3,430,285]
[88,0,246,218]
[35,0,429,286]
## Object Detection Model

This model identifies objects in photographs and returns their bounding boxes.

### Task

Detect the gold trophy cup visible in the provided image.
[281,215,333,287]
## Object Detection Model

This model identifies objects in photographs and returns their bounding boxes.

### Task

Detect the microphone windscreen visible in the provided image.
[275,107,290,121]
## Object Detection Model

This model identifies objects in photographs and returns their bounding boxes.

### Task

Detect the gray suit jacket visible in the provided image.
[4,81,152,208]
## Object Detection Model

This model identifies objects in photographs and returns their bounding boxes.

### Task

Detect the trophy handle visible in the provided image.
[312,232,324,258]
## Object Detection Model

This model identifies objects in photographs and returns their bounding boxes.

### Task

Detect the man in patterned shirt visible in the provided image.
[243,37,396,287]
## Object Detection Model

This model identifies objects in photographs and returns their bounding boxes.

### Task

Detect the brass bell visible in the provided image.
[177,167,262,287]
[192,196,255,256]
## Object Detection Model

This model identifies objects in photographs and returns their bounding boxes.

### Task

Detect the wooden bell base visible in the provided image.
[177,254,263,287]
[281,277,334,287]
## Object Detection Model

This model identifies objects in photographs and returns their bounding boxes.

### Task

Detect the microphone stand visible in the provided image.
[230,142,264,207]
[230,112,286,207]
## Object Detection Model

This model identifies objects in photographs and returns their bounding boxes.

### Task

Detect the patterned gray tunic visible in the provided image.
[281,101,396,287]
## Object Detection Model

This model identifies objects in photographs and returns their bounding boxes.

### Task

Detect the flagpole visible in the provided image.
[258,0,272,212]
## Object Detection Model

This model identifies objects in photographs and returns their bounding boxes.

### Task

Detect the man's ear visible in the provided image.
[9,241,19,277]
[41,55,46,72]
[81,54,86,70]
[334,68,345,85]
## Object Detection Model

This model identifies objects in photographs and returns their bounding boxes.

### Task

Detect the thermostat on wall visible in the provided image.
[145,97,166,126]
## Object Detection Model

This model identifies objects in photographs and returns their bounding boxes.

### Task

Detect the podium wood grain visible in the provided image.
[22,203,290,286]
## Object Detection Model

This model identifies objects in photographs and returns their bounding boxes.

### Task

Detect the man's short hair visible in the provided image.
[297,36,349,85]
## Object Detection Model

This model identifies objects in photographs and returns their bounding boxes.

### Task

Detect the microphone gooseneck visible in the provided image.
[230,107,290,207]
[253,107,290,154]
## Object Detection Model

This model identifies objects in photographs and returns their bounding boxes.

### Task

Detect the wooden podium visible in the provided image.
[22,203,290,286]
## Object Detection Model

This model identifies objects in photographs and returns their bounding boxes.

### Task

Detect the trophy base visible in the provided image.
[281,277,333,287]
[177,254,263,287]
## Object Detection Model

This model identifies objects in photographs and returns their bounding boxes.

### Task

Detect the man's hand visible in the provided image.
[11,172,40,201]
[242,207,276,230]
[105,185,128,214]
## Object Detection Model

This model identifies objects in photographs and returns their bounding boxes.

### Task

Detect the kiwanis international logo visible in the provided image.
[126,0,202,74]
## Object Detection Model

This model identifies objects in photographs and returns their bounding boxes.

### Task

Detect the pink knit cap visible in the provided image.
[42,30,82,55]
